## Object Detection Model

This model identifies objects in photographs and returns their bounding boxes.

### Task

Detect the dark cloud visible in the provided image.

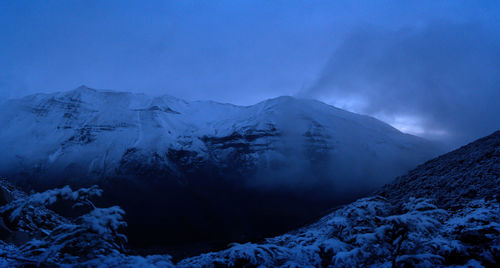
[1,1,499,146]
[303,21,500,147]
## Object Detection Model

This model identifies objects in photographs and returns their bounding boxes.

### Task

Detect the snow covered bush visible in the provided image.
[19,206,127,263]
[179,196,499,267]
[80,253,175,267]
[180,242,288,267]
[323,197,449,267]
[0,181,176,266]
[0,185,102,233]
[380,198,448,267]
[444,199,500,266]
[0,185,134,265]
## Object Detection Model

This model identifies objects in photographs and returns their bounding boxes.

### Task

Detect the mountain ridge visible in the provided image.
[0,86,441,253]
[12,85,424,137]
[0,86,438,187]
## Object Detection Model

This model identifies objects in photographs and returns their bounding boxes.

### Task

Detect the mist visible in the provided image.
[302,21,500,147]
[2,1,499,146]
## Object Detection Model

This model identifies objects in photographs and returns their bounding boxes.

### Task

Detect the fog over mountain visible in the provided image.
[302,21,500,146]
[0,126,497,267]
[0,86,439,252]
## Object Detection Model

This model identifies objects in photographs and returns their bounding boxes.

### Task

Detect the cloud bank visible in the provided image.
[303,21,500,146]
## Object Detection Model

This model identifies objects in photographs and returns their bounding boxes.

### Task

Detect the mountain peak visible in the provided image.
[269,95,296,102]
[73,85,95,92]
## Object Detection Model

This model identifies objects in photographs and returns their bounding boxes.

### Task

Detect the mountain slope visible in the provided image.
[379,130,500,209]
[0,130,497,267]
[0,86,439,252]
[178,131,500,267]
[0,86,436,187]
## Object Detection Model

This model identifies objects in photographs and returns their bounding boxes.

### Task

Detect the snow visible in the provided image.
[80,206,127,236]
[0,86,438,190]
[0,130,498,266]
[0,181,131,265]
[177,196,499,267]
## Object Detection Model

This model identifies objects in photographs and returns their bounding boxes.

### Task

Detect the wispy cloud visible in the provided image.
[302,21,500,146]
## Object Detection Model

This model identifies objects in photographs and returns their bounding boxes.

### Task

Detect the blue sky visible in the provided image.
[1,1,499,145]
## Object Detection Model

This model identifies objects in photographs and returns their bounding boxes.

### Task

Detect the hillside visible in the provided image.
[379,131,500,209]
[0,131,497,267]
[179,131,500,267]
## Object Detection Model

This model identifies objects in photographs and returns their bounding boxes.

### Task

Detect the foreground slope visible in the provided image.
[179,131,500,267]
[379,130,500,208]
[0,132,497,267]
[0,86,438,250]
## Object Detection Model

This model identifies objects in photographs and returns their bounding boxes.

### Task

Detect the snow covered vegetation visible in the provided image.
[179,196,499,267]
[179,131,499,267]
[0,130,498,266]
[0,181,178,266]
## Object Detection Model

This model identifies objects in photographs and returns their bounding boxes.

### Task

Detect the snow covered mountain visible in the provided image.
[0,85,436,186]
[0,86,439,251]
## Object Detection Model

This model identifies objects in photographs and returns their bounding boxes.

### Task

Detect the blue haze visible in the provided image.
[1,0,499,146]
